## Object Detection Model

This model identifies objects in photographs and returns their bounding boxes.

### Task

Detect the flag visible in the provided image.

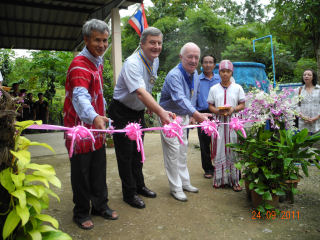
[128,3,148,37]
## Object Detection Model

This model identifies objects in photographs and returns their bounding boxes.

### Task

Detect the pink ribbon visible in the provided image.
[200,120,220,138]
[26,116,261,161]
[229,117,247,138]
[124,123,145,163]
[162,116,184,144]
[67,125,96,158]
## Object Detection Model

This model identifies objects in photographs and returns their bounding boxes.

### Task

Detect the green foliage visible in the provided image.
[0,49,15,85]
[102,59,114,108]
[48,89,65,125]
[7,57,35,88]
[180,6,231,60]
[230,22,269,40]
[272,40,296,83]
[269,0,320,77]
[0,121,71,240]
[242,0,265,24]
[293,58,317,82]
[222,38,260,62]
[149,0,203,20]
[151,71,166,99]
[30,51,73,102]
[121,16,140,60]
[228,126,320,214]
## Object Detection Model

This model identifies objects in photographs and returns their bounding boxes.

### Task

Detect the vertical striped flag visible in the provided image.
[128,3,148,37]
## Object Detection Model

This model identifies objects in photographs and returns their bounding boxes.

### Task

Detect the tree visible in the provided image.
[30,51,73,102]
[269,0,320,81]
[242,0,266,24]
[205,0,266,26]
[7,57,34,88]
[178,5,231,61]
[0,49,15,86]
[149,0,204,20]
[149,4,231,71]
[294,58,317,82]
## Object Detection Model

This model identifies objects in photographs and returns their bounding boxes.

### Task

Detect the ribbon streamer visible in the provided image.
[125,123,145,163]
[229,117,247,138]
[67,125,96,158]
[200,120,220,138]
[162,116,184,144]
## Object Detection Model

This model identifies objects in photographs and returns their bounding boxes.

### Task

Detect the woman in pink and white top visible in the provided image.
[298,69,320,134]
[207,60,245,191]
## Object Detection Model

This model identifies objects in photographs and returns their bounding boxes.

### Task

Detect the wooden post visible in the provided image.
[111,8,122,85]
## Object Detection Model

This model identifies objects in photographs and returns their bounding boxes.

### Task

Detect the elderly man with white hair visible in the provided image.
[159,42,209,201]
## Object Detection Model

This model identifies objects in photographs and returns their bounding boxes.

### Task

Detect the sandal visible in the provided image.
[232,185,242,192]
[204,173,213,179]
[91,207,118,220]
[73,218,94,230]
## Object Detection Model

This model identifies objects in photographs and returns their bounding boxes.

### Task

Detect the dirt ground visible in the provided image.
[27,130,320,240]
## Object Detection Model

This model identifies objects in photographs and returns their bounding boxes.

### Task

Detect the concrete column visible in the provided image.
[111,8,122,85]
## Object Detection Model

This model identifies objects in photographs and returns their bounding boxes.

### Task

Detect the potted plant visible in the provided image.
[277,128,320,203]
[228,86,320,214]
[231,126,286,212]
[0,89,71,240]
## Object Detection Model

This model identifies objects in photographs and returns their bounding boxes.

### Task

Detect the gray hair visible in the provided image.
[180,42,201,56]
[82,19,110,38]
[140,27,163,44]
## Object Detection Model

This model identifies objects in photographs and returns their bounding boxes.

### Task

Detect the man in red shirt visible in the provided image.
[63,19,117,230]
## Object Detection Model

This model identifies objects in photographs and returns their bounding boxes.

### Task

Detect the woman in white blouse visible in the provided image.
[298,69,320,134]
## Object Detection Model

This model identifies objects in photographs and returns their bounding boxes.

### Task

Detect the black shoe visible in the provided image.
[91,207,118,220]
[124,195,145,209]
[137,186,157,198]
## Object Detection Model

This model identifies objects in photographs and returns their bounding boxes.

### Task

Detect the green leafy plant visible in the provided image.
[228,86,320,215]
[0,120,71,240]
[231,126,286,214]
[278,128,320,180]
[230,126,320,214]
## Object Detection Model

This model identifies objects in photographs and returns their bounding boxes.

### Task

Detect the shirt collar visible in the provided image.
[200,72,215,81]
[179,63,194,78]
[79,47,103,68]
[303,84,320,89]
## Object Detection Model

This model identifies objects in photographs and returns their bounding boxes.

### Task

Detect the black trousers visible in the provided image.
[108,99,146,200]
[70,145,109,222]
[197,110,214,174]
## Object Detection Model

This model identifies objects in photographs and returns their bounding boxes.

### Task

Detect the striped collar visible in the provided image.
[78,47,103,68]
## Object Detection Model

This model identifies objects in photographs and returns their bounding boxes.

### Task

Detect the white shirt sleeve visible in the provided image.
[207,86,215,105]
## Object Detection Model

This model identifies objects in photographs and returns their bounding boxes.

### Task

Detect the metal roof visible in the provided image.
[0,0,140,51]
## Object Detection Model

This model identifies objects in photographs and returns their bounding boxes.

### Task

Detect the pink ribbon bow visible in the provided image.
[229,117,247,138]
[162,116,184,144]
[67,125,96,158]
[125,123,145,163]
[200,120,220,138]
